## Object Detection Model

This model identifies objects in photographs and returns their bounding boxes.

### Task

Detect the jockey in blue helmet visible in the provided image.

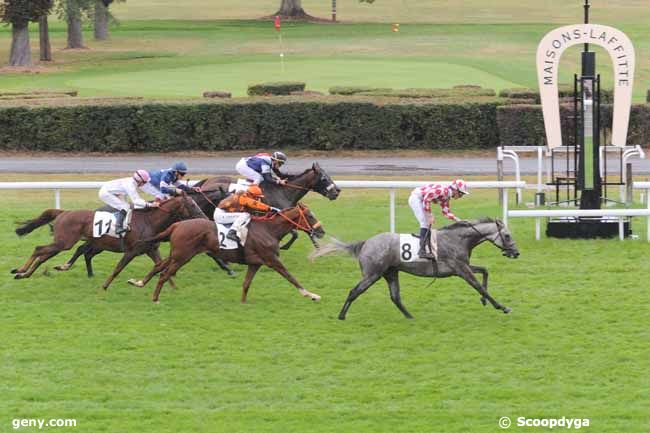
[142,162,195,199]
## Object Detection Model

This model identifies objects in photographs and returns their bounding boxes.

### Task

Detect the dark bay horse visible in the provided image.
[128,204,325,303]
[310,218,520,320]
[55,163,339,276]
[12,194,207,290]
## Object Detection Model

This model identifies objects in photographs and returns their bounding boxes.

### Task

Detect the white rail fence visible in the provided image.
[0,180,525,233]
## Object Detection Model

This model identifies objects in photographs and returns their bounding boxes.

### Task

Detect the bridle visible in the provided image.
[467,220,509,252]
[259,204,322,247]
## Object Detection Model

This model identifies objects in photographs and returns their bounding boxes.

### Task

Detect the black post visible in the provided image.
[584,0,590,51]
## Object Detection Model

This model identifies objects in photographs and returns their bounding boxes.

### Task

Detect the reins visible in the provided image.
[466,221,507,251]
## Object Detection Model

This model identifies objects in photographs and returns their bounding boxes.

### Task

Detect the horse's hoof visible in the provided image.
[152,300,160,304]
[338,315,346,321]
[227,271,236,277]
[10,268,18,274]
[480,297,487,306]
[127,279,144,288]
[311,295,321,302]
[53,265,67,271]
[14,273,23,280]
[503,307,512,314]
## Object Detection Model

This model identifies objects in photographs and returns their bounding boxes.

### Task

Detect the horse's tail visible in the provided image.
[139,222,179,245]
[309,237,366,262]
[15,209,65,237]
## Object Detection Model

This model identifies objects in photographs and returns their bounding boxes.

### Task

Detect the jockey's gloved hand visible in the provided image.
[270,207,281,213]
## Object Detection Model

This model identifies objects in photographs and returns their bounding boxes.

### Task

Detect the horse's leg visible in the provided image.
[11,248,42,274]
[338,273,382,320]
[240,264,261,303]
[384,268,413,319]
[146,247,177,290]
[152,257,191,303]
[469,265,489,306]
[207,253,235,276]
[101,252,137,290]
[457,264,511,314]
[14,244,63,279]
[128,257,171,288]
[83,247,102,278]
[54,243,88,272]
[265,257,321,301]
[279,230,299,250]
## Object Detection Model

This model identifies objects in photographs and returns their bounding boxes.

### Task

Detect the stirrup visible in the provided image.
[418,248,435,260]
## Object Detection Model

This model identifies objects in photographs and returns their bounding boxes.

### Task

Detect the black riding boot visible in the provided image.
[226,229,240,243]
[115,210,128,235]
[418,227,435,259]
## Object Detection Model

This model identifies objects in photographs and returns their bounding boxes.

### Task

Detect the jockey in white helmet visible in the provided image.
[235,151,288,185]
[408,179,469,259]
[98,170,159,234]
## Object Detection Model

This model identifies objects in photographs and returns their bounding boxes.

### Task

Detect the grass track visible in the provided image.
[1,177,649,432]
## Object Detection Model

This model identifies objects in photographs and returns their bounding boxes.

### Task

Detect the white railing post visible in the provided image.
[535,217,541,240]
[55,189,61,209]
[502,188,508,227]
[647,188,650,242]
[389,189,396,233]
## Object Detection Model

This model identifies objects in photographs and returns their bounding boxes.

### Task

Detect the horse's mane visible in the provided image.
[441,217,496,230]
[285,167,315,181]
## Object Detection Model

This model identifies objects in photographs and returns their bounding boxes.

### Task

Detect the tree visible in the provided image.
[0,0,53,66]
[275,0,308,18]
[39,14,52,61]
[56,0,94,49]
[93,0,109,40]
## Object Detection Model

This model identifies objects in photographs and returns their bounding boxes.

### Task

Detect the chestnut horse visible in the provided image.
[12,193,207,290]
[129,204,325,303]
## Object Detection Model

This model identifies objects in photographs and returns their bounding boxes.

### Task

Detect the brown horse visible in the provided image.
[129,204,325,303]
[12,193,207,289]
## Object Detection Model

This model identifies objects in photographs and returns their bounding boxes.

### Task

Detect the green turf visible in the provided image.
[1,180,649,432]
[1,19,649,99]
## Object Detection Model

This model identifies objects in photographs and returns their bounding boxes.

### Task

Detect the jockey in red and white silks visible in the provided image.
[408,179,469,259]
[98,170,158,234]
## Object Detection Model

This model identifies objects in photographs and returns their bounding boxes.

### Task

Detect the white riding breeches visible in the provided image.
[235,158,264,185]
[408,192,430,228]
[99,189,130,212]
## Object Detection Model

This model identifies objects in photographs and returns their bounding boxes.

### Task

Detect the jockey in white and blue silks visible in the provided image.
[142,162,194,199]
[235,151,288,185]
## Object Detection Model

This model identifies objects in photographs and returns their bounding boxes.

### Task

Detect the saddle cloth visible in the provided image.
[215,222,247,249]
[228,179,251,193]
[399,230,438,262]
[92,210,133,238]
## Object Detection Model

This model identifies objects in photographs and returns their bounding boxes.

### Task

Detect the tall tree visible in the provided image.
[93,0,110,40]
[275,0,308,18]
[57,0,93,49]
[0,0,53,66]
[39,2,53,62]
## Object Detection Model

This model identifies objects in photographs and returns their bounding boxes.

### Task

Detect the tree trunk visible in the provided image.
[9,21,32,67]
[277,0,307,17]
[94,0,109,40]
[39,16,53,62]
[67,14,85,48]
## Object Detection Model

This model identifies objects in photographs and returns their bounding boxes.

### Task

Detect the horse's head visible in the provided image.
[493,219,519,258]
[164,192,208,220]
[311,162,340,200]
[282,203,325,241]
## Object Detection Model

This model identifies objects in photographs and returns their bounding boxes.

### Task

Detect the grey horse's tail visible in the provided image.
[309,237,366,261]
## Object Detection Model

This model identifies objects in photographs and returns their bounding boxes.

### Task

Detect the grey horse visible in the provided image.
[310,218,520,320]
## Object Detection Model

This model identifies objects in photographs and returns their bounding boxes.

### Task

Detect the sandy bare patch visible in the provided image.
[0,65,61,74]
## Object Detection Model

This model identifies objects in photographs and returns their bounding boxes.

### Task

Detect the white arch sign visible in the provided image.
[536,24,635,149]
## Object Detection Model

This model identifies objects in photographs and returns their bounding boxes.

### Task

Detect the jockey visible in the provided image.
[98,170,159,234]
[408,179,469,259]
[235,151,288,186]
[143,162,195,200]
[214,185,281,244]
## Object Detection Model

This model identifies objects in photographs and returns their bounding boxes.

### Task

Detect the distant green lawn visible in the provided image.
[1,177,649,433]
[1,20,649,99]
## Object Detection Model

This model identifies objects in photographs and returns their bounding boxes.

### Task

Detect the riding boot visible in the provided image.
[115,209,128,235]
[418,227,435,259]
[226,229,241,243]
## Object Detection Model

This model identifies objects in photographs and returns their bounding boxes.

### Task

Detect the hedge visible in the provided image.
[496,103,650,147]
[0,96,511,152]
[647,89,650,103]
[330,86,495,98]
[499,86,613,104]
[247,82,305,96]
